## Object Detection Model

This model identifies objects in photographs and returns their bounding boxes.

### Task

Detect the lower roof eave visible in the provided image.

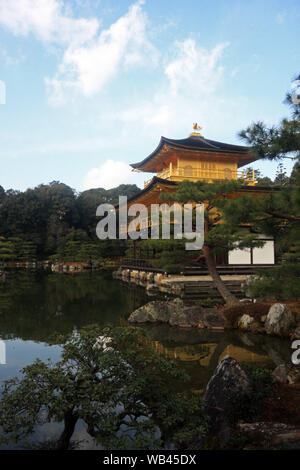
[114,177,280,209]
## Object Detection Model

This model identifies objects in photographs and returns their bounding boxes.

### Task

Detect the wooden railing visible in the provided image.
[144,167,256,188]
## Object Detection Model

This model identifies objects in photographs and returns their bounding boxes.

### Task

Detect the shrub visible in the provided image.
[223,302,270,328]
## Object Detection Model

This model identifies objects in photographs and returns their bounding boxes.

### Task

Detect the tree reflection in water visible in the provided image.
[0,269,292,394]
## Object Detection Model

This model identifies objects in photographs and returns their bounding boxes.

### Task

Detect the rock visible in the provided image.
[154,273,163,284]
[139,271,147,283]
[273,431,300,446]
[265,303,296,337]
[238,314,254,330]
[169,304,202,327]
[292,326,300,340]
[204,355,252,444]
[273,363,300,384]
[236,314,263,333]
[129,301,226,329]
[237,422,297,443]
[273,364,288,384]
[287,366,300,384]
[146,283,159,295]
[128,299,175,324]
[146,272,154,283]
[128,298,204,327]
[202,309,225,328]
[239,298,253,303]
[242,275,258,298]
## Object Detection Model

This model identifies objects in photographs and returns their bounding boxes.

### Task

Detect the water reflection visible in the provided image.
[140,324,291,392]
[0,270,292,391]
[0,270,292,448]
[0,270,148,342]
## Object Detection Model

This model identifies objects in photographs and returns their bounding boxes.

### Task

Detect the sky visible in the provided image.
[0,0,299,192]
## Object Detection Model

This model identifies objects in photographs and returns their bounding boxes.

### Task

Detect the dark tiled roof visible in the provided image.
[131,135,250,169]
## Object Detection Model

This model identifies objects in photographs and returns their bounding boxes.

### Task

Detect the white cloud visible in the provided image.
[165,39,229,96]
[111,38,231,136]
[0,0,99,45]
[83,159,136,190]
[47,1,157,102]
[0,0,157,103]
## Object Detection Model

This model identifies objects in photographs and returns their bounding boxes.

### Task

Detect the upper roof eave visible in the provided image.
[130,135,253,171]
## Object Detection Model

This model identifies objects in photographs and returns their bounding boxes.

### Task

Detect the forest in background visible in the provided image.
[0,162,295,264]
[0,182,140,262]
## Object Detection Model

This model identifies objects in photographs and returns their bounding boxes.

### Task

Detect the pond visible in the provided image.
[0,270,292,449]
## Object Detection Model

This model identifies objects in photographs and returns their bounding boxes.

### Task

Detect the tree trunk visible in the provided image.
[202,244,239,305]
[57,409,78,450]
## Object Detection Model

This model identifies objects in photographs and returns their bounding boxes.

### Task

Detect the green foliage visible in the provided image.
[0,325,209,450]
[126,238,194,274]
[193,297,224,308]
[274,162,289,186]
[223,302,270,328]
[0,182,140,260]
[231,364,275,424]
[0,236,15,263]
[238,75,300,300]
[164,179,266,254]
[249,264,300,300]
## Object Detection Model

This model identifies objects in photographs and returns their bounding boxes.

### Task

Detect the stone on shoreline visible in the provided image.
[238,314,254,330]
[128,298,225,329]
[204,355,252,444]
[265,303,296,337]
[128,299,176,324]
[237,422,300,447]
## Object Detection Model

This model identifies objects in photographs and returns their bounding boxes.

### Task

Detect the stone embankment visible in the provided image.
[128,297,300,338]
[224,302,300,339]
[113,267,245,299]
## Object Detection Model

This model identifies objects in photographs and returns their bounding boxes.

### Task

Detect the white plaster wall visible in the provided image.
[228,247,251,265]
[252,240,275,264]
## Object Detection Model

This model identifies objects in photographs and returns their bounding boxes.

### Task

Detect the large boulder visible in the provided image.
[204,355,252,444]
[128,299,176,323]
[202,308,225,329]
[128,298,200,325]
[265,303,296,337]
[128,300,222,328]
[169,304,202,327]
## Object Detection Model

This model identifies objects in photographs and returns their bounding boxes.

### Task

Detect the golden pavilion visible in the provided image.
[118,124,276,267]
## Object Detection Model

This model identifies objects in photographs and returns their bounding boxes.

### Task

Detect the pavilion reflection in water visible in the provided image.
[148,339,268,365]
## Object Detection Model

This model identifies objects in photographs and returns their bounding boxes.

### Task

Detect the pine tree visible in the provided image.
[162,180,266,305]
[274,162,289,186]
[235,74,300,299]
[0,236,15,264]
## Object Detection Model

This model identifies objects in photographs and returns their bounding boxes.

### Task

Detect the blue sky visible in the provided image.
[0,0,299,192]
